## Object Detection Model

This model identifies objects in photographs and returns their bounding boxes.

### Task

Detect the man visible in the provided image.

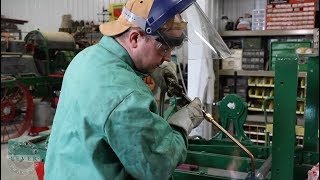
[45,0,204,179]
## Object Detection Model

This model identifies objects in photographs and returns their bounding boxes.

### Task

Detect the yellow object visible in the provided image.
[295,47,314,54]
[295,126,304,136]
[101,0,154,36]
[248,77,256,86]
[265,124,304,136]
[109,3,125,21]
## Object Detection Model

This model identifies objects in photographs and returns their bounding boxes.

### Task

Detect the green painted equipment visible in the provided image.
[172,52,319,179]
[1,30,77,143]
[213,94,252,144]
[24,30,76,76]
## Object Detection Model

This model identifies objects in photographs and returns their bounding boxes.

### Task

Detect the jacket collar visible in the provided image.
[99,36,148,78]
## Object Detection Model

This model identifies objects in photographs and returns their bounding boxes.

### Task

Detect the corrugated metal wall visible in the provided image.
[1,0,267,39]
[222,0,267,22]
[1,0,125,38]
[206,0,223,30]
[205,0,267,30]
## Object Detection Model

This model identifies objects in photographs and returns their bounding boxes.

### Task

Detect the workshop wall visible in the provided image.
[1,0,266,40]
[222,0,267,22]
[1,0,123,39]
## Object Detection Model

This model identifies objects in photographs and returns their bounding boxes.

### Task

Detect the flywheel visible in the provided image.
[1,75,34,143]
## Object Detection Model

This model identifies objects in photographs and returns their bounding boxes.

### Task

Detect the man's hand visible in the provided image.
[167,97,204,135]
[151,61,178,92]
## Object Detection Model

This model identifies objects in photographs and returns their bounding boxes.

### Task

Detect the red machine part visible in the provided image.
[25,43,35,55]
[34,162,45,180]
[1,79,34,143]
[28,127,49,136]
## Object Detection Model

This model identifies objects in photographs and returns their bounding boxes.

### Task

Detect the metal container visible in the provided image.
[1,41,7,52]
[8,40,26,53]
[33,101,54,127]
[1,55,40,76]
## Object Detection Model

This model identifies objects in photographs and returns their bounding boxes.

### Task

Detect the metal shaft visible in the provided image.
[159,91,166,117]
[255,155,272,180]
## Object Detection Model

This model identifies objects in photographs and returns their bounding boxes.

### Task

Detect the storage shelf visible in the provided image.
[218,28,313,123]
[219,70,307,77]
[244,124,305,146]
[246,114,273,123]
[250,139,266,143]
[248,84,305,89]
[248,107,304,114]
[248,96,305,101]
[244,131,265,135]
[220,29,314,37]
[1,18,28,25]
[254,84,274,87]
[248,107,273,112]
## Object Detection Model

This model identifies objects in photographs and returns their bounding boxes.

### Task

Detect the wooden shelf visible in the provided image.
[219,70,307,77]
[244,131,265,135]
[218,28,314,124]
[220,29,315,37]
[1,18,28,24]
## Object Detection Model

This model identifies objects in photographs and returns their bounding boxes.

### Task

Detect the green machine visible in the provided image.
[24,30,76,76]
[172,50,319,179]
[1,30,76,143]
[6,50,319,179]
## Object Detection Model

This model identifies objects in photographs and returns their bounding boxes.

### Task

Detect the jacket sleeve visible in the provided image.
[104,90,187,180]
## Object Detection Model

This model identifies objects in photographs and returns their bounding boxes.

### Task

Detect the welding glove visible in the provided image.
[168,97,204,135]
[151,61,178,92]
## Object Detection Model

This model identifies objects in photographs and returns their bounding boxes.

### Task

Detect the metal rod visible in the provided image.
[182,93,256,179]
[159,91,165,117]
[255,155,272,180]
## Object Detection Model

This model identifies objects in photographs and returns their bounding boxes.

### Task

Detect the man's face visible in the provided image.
[127,22,185,74]
[132,32,173,74]
[128,14,187,74]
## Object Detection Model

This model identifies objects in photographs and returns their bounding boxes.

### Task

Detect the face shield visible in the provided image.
[151,14,188,54]
[120,0,230,59]
[152,2,231,59]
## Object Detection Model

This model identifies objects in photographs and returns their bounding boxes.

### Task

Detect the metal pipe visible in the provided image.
[255,155,272,180]
[177,62,187,93]
[159,91,165,117]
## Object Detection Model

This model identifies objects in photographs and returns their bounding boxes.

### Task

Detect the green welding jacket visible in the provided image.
[44,36,187,180]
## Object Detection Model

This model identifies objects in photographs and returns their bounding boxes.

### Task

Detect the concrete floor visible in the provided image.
[1,141,39,180]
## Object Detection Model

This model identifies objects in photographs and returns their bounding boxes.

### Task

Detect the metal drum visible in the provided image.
[33,101,54,127]
[1,54,40,76]
[24,30,75,50]
[8,40,26,53]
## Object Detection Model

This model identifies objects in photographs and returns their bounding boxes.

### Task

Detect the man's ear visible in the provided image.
[128,30,141,48]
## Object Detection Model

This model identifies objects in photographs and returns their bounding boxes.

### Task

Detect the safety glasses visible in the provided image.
[154,39,172,56]
[152,30,186,56]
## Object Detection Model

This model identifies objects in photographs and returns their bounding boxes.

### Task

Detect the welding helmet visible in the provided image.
[100,0,231,59]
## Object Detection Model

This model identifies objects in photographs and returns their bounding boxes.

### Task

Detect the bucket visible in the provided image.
[33,101,54,127]
[60,14,72,28]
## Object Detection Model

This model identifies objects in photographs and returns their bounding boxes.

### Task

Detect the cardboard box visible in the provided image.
[222,49,243,70]
[222,58,242,70]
